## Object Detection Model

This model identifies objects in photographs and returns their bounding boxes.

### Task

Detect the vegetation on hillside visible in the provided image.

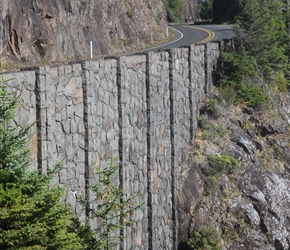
[162,0,182,20]
[187,226,222,250]
[218,0,290,109]
[198,0,213,21]
[212,0,243,24]
[184,0,290,249]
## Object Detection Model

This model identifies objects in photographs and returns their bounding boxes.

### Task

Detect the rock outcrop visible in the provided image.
[178,89,290,249]
[0,0,199,68]
[1,0,168,65]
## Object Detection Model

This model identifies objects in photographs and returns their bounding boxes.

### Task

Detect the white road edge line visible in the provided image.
[155,26,184,48]
[126,26,184,55]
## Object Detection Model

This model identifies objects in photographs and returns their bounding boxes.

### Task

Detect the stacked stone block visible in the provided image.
[3,42,221,250]
[205,43,219,93]
[36,64,86,219]
[191,44,206,135]
[5,70,37,171]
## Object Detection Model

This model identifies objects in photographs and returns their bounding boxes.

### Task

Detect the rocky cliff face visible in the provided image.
[0,0,168,65]
[0,0,199,67]
[178,89,290,249]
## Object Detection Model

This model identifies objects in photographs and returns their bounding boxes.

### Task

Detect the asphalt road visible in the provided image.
[132,24,236,54]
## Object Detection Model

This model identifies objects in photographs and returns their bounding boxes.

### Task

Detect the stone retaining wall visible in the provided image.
[4,43,220,249]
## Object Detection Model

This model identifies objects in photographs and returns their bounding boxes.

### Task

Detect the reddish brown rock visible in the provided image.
[1,0,168,64]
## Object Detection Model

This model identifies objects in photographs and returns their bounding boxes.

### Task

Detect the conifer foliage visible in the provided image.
[219,0,290,108]
[198,0,213,21]
[75,159,142,250]
[236,0,289,76]
[0,74,83,249]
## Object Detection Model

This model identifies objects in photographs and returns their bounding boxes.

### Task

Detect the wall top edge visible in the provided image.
[2,41,222,75]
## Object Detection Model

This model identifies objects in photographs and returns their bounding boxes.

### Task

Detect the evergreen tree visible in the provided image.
[163,0,182,20]
[0,73,83,249]
[198,0,213,20]
[76,159,141,250]
[219,0,290,108]
[236,0,289,79]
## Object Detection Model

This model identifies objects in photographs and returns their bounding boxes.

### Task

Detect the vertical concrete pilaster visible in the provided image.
[35,66,48,174]
[204,43,210,93]
[80,61,90,221]
[169,48,178,250]
[119,55,149,250]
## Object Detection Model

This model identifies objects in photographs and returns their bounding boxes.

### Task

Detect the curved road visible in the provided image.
[131,24,236,54]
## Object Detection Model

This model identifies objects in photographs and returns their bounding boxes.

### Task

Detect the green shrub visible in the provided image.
[274,71,289,93]
[186,226,222,250]
[219,51,257,87]
[207,154,238,176]
[204,154,238,196]
[219,84,236,108]
[215,125,228,137]
[162,0,182,20]
[219,51,270,109]
[235,83,270,108]
[77,158,142,250]
[198,115,208,128]
[273,146,283,158]
[198,0,213,20]
[205,176,218,196]
[208,98,217,117]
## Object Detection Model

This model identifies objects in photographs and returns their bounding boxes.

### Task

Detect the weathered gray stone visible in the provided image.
[3,43,222,250]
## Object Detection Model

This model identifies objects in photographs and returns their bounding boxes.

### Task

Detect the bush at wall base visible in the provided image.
[76,158,142,250]
[0,73,83,249]
[186,226,222,250]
